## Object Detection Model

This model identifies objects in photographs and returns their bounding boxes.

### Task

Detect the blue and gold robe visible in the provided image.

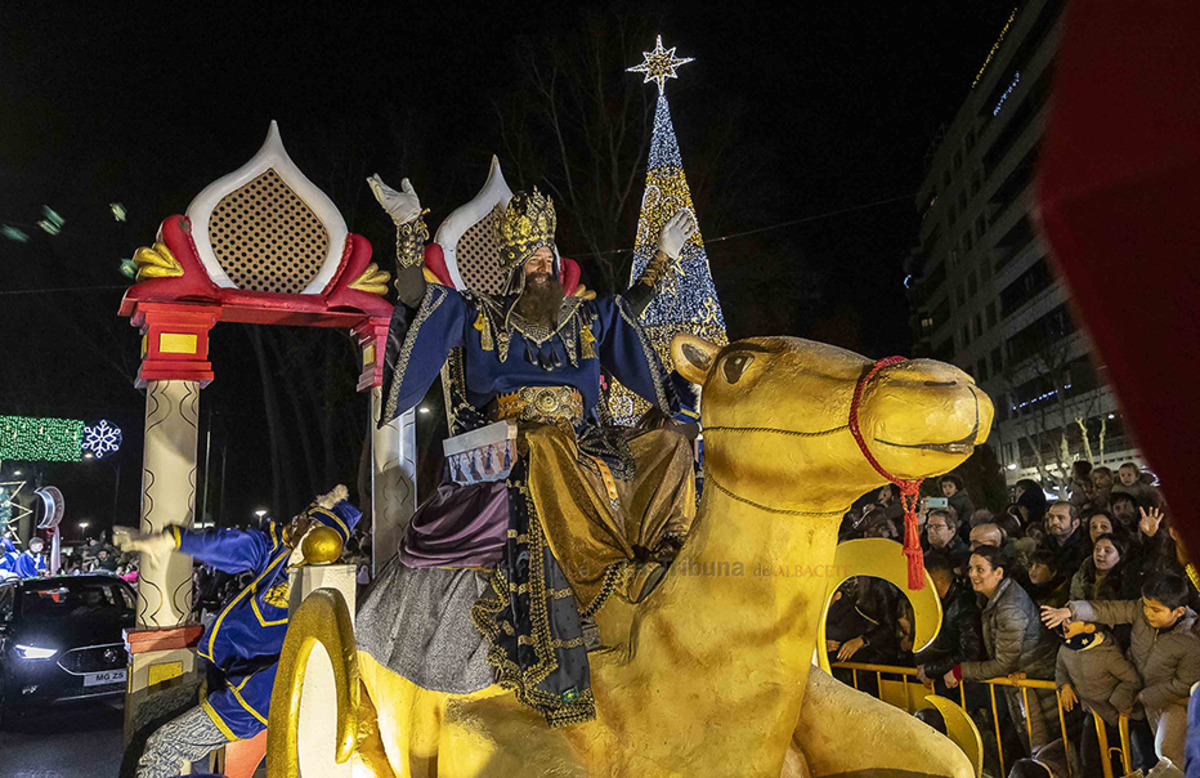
[376,285,695,726]
[170,499,361,740]
[381,285,678,429]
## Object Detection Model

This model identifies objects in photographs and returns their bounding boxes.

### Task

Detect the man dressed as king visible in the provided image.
[356,174,699,727]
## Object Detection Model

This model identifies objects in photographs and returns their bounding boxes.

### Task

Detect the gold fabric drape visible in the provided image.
[522,423,696,614]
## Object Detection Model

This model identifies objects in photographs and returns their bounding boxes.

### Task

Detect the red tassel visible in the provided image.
[901,488,925,590]
[848,356,928,591]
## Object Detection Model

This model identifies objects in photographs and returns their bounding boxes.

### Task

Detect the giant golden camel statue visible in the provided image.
[270,333,994,777]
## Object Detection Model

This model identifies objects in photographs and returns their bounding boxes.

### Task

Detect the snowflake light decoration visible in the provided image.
[82,420,123,459]
[626,35,694,95]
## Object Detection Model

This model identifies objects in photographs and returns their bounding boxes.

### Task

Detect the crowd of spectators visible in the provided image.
[831,463,1199,776]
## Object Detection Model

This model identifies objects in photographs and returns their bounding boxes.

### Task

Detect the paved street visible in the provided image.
[0,698,124,778]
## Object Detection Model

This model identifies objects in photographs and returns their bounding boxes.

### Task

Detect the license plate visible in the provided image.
[83,669,127,687]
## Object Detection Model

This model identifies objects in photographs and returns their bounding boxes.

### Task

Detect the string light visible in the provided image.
[37,205,64,236]
[0,415,85,462]
[992,71,1020,116]
[626,35,693,96]
[82,420,122,459]
[1,224,29,243]
[612,38,728,423]
[972,7,1019,89]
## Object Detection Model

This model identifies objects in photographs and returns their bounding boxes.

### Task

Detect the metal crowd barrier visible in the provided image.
[831,661,1133,778]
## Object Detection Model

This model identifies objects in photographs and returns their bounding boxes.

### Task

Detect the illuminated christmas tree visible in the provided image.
[611,36,728,423]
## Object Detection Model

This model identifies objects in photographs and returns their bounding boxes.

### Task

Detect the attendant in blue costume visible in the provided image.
[357,175,700,726]
[0,537,20,579]
[118,485,360,778]
[14,535,47,578]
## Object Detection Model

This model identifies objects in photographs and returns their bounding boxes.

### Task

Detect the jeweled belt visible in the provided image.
[493,386,584,426]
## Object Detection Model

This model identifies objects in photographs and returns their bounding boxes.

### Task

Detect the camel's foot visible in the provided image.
[789,667,975,778]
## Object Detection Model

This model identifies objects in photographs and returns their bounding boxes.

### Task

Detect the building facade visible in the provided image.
[906,0,1142,490]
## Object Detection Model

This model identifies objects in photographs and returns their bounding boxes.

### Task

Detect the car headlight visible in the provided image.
[15,644,58,660]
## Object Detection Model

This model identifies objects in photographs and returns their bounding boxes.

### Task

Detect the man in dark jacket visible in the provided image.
[916,550,984,695]
[1041,501,1086,577]
[923,510,970,573]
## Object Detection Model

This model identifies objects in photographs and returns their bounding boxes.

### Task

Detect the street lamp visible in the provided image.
[254,509,268,518]
[12,470,21,476]
[418,406,431,414]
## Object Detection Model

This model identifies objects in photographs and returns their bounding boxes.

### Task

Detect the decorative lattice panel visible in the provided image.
[455,210,506,295]
[209,169,330,293]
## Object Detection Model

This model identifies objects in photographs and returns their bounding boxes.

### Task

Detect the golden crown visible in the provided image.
[494,188,557,274]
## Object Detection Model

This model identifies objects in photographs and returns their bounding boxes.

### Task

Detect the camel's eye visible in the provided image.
[722,353,754,383]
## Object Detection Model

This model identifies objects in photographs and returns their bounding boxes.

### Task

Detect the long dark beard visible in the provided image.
[515,273,565,327]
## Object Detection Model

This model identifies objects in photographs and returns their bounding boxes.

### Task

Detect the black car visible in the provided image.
[0,574,135,724]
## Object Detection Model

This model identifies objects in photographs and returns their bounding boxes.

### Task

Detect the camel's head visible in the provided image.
[672,334,994,513]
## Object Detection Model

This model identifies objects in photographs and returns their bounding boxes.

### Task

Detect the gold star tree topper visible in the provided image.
[627,35,694,95]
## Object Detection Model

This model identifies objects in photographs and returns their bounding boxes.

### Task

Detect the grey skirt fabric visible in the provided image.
[355,558,496,694]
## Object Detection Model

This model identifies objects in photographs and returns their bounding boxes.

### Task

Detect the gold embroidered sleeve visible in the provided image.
[395,211,430,269]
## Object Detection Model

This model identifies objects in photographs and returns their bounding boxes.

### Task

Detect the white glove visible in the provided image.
[367,174,422,225]
[114,526,176,560]
[316,484,349,509]
[658,210,697,260]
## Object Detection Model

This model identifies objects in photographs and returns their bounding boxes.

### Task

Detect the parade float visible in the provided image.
[114,38,998,778]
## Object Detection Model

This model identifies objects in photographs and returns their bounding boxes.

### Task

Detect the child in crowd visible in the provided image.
[1042,572,1200,768]
[1113,462,1158,508]
[1054,620,1154,774]
[1027,550,1070,608]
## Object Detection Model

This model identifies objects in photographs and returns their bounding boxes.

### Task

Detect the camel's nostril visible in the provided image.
[922,381,957,387]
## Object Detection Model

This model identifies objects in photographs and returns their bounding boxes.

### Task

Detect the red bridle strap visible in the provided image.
[848,356,926,590]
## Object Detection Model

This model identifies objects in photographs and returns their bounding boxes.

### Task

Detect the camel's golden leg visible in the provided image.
[352,680,397,778]
[787,666,974,778]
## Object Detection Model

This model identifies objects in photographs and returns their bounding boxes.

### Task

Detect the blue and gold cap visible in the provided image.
[305,500,362,545]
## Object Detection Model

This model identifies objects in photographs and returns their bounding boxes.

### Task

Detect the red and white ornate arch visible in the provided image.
[117,123,415,752]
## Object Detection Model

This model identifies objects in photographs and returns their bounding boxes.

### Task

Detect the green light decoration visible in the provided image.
[37,205,64,236]
[1,224,29,243]
[0,416,85,462]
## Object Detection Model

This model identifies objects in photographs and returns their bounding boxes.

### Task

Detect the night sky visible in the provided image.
[0,3,1015,536]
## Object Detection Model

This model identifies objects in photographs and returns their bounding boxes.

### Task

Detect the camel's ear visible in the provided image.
[671,333,720,385]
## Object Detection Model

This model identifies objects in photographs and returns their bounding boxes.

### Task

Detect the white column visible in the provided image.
[287,565,358,777]
[137,379,200,627]
[369,386,417,576]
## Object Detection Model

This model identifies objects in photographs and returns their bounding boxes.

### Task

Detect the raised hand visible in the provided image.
[367,174,422,225]
[1040,605,1072,629]
[658,209,697,260]
[1139,505,1164,537]
[114,526,176,560]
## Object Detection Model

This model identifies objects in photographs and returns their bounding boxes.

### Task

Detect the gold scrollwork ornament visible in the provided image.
[132,241,184,282]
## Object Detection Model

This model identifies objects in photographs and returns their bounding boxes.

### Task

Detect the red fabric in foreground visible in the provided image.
[1036,2,1200,555]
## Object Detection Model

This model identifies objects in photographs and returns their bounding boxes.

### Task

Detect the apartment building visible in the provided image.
[906,0,1142,489]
